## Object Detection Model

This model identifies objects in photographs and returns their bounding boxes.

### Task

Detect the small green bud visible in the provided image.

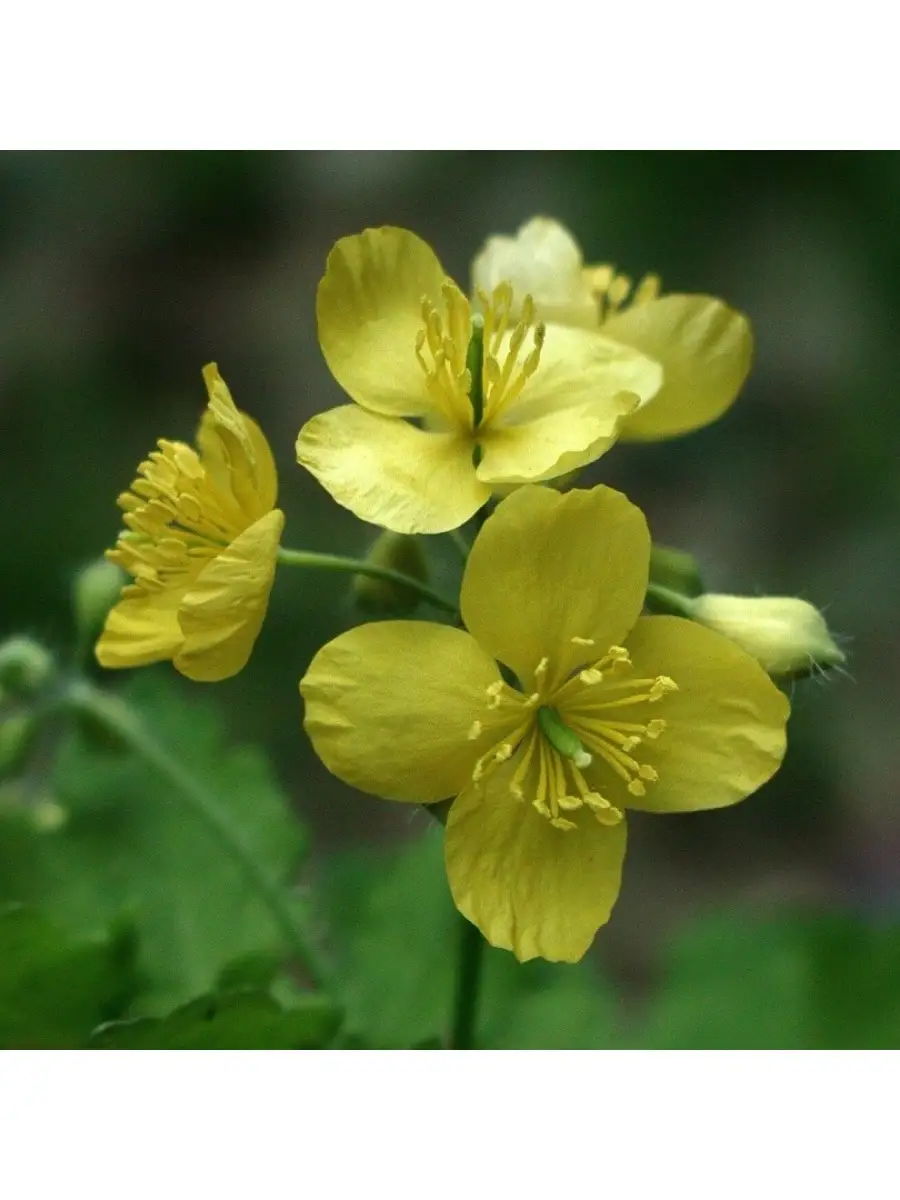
[0,712,38,780]
[0,636,55,697]
[649,545,705,598]
[353,533,429,616]
[73,558,126,646]
[691,594,846,679]
[31,798,69,833]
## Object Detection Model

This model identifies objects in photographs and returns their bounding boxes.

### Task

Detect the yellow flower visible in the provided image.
[300,485,789,962]
[473,216,753,442]
[95,364,284,682]
[296,227,662,535]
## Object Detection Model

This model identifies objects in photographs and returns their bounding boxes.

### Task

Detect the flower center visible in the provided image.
[463,641,679,833]
[556,641,677,800]
[109,439,240,598]
[464,670,623,834]
[414,282,546,435]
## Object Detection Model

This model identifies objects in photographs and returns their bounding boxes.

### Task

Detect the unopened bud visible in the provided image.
[73,558,127,647]
[649,544,705,598]
[692,594,845,679]
[0,712,38,780]
[353,533,429,616]
[0,636,55,697]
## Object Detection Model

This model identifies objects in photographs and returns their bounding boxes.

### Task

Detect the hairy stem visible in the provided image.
[277,547,458,616]
[64,680,330,990]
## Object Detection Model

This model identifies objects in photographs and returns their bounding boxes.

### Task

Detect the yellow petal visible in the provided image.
[317,227,454,420]
[477,397,632,485]
[173,509,284,682]
[496,323,662,427]
[445,760,627,962]
[95,586,185,669]
[603,295,753,441]
[620,615,790,813]
[460,485,650,692]
[471,216,599,328]
[300,621,510,803]
[198,364,278,519]
[296,405,490,535]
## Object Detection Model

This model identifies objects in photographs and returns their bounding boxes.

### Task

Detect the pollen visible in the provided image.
[551,643,679,806]
[477,283,546,424]
[414,284,474,428]
[108,438,237,601]
[587,267,662,324]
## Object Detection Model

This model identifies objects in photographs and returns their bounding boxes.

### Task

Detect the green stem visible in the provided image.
[63,680,330,991]
[449,914,485,1049]
[447,529,471,563]
[276,547,457,616]
[644,583,697,619]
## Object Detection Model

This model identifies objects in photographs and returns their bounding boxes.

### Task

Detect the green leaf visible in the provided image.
[0,674,307,1013]
[0,905,137,1049]
[91,989,341,1050]
[635,908,900,1050]
[322,826,618,1049]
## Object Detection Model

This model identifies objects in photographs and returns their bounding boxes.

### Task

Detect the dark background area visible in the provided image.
[2,151,897,999]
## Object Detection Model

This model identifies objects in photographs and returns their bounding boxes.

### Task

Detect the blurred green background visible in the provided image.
[1,151,898,1047]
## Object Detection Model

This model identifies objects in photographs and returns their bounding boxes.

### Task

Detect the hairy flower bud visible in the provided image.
[691,595,845,679]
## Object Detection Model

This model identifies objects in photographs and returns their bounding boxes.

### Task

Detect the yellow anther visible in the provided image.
[485,680,504,708]
[627,779,647,797]
[571,636,595,647]
[586,265,615,295]
[604,646,631,665]
[551,817,577,832]
[621,736,642,753]
[534,657,549,678]
[524,692,541,708]
[484,356,501,387]
[649,676,678,702]
[639,764,658,782]
[579,668,604,685]
[556,794,583,811]
[467,720,483,741]
[493,743,513,764]
[533,794,551,818]
[645,719,667,738]
[633,273,661,306]
[607,274,632,310]
[594,804,624,828]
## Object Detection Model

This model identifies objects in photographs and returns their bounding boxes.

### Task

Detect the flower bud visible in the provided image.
[691,594,845,679]
[649,544,704,598]
[0,636,55,698]
[73,558,127,648]
[353,532,429,616]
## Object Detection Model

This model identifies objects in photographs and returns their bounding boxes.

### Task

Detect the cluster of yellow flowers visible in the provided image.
[95,217,843,964]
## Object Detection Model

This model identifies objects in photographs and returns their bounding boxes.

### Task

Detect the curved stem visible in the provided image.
[277,547,458,617]
[644,583,697,619]
[63,680,330,991]
[449,913,485,1049]
[447,529,471,563]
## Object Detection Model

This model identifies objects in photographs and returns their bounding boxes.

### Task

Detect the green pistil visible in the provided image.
[537,706,592,768]
[467,313,485,467]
